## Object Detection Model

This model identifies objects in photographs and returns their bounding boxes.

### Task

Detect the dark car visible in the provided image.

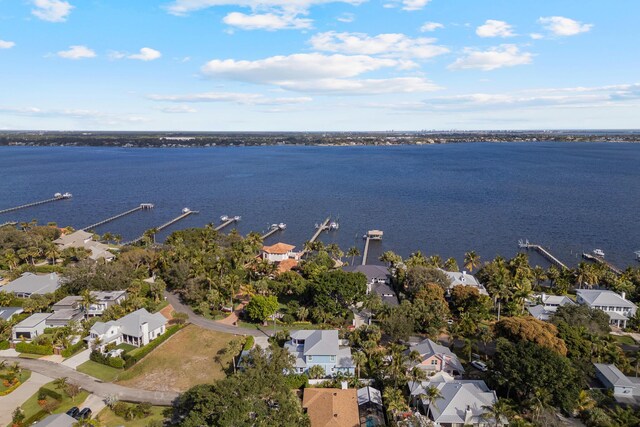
[66,407,80,418]
[78,408,92,420]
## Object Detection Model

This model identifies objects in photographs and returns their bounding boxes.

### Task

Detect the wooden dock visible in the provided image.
[261,224,285,240]
[0,221,17,228]
[518,240,568,270]
[582,252,623,275]
[362,230,383,265]
[215,216,240,232]
[300,217,330,256]
[125,208,196,245]
[82,203,154,232]
[0,193,72,215]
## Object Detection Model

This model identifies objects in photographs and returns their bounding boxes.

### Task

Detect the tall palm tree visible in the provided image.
[481,398,512,427]
[352,350,367,379]
[420,386,443,421]
[44,244,60,265]
[2,249,18,271]
[383,387,408,420]
[347,246,360,266]
[80,289,97,312]
[444,257,459,272]
[464,251,481,272]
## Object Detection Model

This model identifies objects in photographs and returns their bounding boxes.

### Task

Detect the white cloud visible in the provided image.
[278,77,440,94]
[158,105,198,113]
[476,20,515,38]
[108,50,126,60]
[223,11,312,30]
[148,91,313,105]
[309,32,449,59]
[0,106,150,124]
[31,0,73,22]
[400,0,430,11]
[56,45,96,60]
[530,33,544,40]
[166,0,365,16]
[539,16,592,36]
[420,22,443,32]
[0,40,16,49]
[128,47,162,61]
[337,13,355,23]
[448,44,532,71]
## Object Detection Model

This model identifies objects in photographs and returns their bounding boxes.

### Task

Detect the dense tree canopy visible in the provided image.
[494,317,567,356]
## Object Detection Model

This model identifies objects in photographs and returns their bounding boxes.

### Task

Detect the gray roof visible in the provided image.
[14,312,51,328]
[53,295,82,307]
[91,290,127,301]
[0,307,24,321]
[577,290,637,308]
[46,308,84,322]
[357,386,383,407]
[528,304,555,321]
[540,294,575,306]
[33,413,77,427]
[1,272,62,296]
[594,363,635,388]
[303,330,339,356]
[53,230,93,247]
[117,308,167,337]
[409,338,465,374]
[91,320,118,335]
[372,282,399,306]
[342,265,390,282]
[441,270,489,295]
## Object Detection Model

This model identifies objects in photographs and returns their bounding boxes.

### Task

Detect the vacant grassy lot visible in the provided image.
[97,405,168,427]
[116,325,238,392]
[76,360,123,382]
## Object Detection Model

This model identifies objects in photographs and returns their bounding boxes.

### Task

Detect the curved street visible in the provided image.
[0,357,179,406]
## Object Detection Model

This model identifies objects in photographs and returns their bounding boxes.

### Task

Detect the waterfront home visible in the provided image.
[440,270,489,296]
[302,388,359,427]
[407,338,465,376]
[12,312,51,341]
[408,372,506,426]
[285,330,355,377]
[261,242,298,262]
[0,307,24,321]
[594,363,640,404]
[342,265,398,306]
[1,272,62,298]
[88,308,167,350]
[54,229,115,261]
[576,289,637,328]
[527,293,576,321]
[86,290,127,316]
[357,386,386,426]
[52,295,82,311]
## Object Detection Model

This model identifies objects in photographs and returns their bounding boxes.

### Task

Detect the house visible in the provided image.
[302,388,360,427]
[261,242,298,263]
[285,330,355,377]
[33,413,77,427]
[407,338,465,376]
[357,386,386,426]
[1,272,62,297]
[527,293,576,321]
[54,230,115,261]
[45,308,84,327]
[342,265,398,306]
[408,372,506,426]
[0,307,24,321]
[86,290,127,317]
[441,270,489,296]
[88,308,167,350]
[12,312,51,341]
[576,289,638,328]
[594,363,640,404]
[52,295,82,311]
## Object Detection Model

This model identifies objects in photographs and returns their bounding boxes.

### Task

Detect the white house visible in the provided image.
[407,338,465,376]
[441,270,489,296]
[594,363,640,404]
[527,293,576,321]
[284,330,355,377]
[261,242,298,263]
[88,308,167,350]
[576,289,637,328]
[12,312,51,341]
[1,273,62,298]
[86,290,127,317]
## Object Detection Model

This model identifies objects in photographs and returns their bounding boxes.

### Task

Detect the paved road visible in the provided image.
[0,372,52,426]
[62,348,91,369]
[0,357,179,406]
[165,292,271,338]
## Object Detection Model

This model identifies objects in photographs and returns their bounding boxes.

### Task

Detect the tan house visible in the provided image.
[261,242,298,262]
[303,388,360,427]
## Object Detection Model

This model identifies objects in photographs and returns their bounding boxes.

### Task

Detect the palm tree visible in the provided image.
[352,350,366,379]
[44,244,60,265]
[481,398,512,427]
[383,387,408,420]
[296,306,309,322]
[54,377,68,390]
[464,251,481,272]
[2,249,18,271]
[80,289,97,312]
[444,257,459,272]
[420,386,443,421]
[347,246,360,266]
[226,339,243,374]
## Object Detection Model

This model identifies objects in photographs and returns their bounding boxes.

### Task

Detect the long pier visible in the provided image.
[300,217,330,256]
[362,230,383,265]
[518,240,568,270]
[81,203,154,232]
[215,216,240,232]
[261,224,286,240]
[0,221,17,228]
[125,209,196,245]
[582,253,623,275]
[0,193,72,215]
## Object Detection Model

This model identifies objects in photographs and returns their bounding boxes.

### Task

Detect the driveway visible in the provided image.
[62,349,92,369]
[0,357,178,406]
[79,393,107,419]
[0,372,52,426]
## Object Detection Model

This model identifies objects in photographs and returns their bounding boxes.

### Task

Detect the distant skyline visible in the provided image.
[0,0,638,131]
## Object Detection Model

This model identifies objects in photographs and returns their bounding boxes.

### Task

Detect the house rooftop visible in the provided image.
[14,312,51,328]
[1,272,62,296]
[117,308,167,338]
[342,265,389,282]
[91,290,127,301]
[262,242,295,254]
[409,338,465,374]
[357,386,383,407]
[33,413,77,427]
[302,388,359,427]
[0,307,24,321]
[577,289,637,308]
[594,363,635,388]
[53,295,82,307]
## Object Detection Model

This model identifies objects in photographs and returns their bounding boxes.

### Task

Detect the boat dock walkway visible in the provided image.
[518,240,569,270]
[0,221,17,228]
[0,193,72,215]
[582,252,623,275]
[362,230,383,265]
[300,217,330,256]
[125,209,196,245]
[261,224,285,240]
[215,216,240,232]
[81,203,154,232]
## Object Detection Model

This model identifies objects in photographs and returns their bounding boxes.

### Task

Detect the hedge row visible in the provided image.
[243,336,254,351]
[38,386,63,401]
[123,325,182,369]
[284,374,308,389]
[61,341,86,358]
[15,342,53,355]
[89,350,125,369]
[0,381,22,396]
[0,340,9,350]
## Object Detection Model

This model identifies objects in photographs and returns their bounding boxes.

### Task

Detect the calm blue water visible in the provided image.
[0,143,639,268]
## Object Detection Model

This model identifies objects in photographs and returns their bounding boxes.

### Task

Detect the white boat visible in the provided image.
[329,221,339,230]
[62,192,72,198]
[220,215,229,222]
[54,192,62,198]
[270,223,279,230]
[635,250,640,261]
[278,223,287,230]
[182,207,191,214]
[593,249,605,258]
[233,216,241,221]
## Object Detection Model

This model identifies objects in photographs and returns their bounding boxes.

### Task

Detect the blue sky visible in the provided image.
[0,0,638,130]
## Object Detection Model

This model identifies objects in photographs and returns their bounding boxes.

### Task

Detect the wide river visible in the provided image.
[0,143,638,269]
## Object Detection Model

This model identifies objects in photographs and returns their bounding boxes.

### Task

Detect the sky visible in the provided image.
[0,0,639,131]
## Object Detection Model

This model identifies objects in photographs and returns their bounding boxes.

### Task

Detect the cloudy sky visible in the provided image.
[0,0,638,130]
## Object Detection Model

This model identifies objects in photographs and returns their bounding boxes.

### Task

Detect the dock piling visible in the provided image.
[0,193,72,215]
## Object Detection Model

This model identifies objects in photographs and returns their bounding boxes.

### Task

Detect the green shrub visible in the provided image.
[61,341,86,358]
[22,410,47,426]
[243,336,254,351]
[15,342,53,355]
[0,340,9,350]
[90,350,124,369]
[33,265,63,274]
[113,401,128,417]
[123,325,182,369]
[108,357,125,369]
[284,374,308,389]
[38,387,63,401]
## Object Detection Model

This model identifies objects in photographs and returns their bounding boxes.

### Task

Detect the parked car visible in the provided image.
[471,353,481,361]
[66,407,80,418]
[78,407,92,420]
[471,360,488,372]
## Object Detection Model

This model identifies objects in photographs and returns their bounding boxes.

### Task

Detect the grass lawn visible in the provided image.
[18,353,44,359]
[614,335,637,346]
[115,343,137,352]
[116,324,238,392]
[97,405,168,427]
[0,369,31,393]
[20,381,89,423]
[76,360,123,382]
